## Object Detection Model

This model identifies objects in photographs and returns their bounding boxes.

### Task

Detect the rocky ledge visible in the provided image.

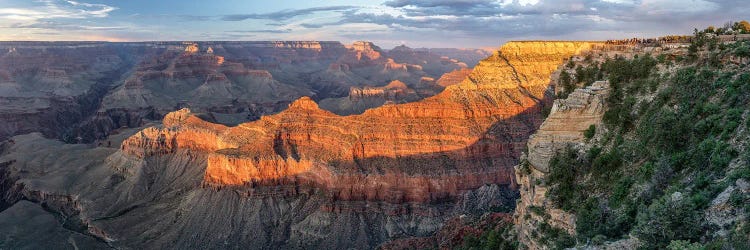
[514,81,610,249]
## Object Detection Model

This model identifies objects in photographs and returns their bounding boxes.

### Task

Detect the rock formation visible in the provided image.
[184,43,199,53]
[347,80,414,101]
[514,81,609,249]
[436,68,473,87]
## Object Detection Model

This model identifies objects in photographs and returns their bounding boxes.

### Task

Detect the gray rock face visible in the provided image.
[704,178,749,238]
[0,201,109,250]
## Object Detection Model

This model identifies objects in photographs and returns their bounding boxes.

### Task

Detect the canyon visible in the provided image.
[0,41,478,143]
[0,40,597,249]
[3,34,743,249]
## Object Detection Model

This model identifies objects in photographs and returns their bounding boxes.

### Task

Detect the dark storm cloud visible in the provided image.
[221,6,358,21]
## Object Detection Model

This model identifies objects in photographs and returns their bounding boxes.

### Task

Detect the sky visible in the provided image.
[0,0,748,48]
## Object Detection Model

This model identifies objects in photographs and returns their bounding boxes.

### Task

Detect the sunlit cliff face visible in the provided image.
[121,41,602,202]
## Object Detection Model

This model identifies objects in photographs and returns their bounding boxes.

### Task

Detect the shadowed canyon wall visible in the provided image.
[1,41,603,249]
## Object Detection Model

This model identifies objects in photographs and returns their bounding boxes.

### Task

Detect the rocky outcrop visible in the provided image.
[347,80,415,101]
[705,178,750,238]
[184,43,199,53]
[436,68,472,87]
[514,81,609,249]
[342,41,385,65]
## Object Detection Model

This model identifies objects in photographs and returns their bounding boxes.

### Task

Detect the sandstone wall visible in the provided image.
[514,81,609,249]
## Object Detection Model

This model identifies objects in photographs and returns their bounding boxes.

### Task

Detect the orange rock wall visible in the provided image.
[436,68,472,87]
[122,41,603,203]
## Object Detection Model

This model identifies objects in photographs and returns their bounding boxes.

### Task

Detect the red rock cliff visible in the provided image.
[122,41,602,203]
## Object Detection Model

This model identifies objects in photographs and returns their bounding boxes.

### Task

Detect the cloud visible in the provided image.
[8,21,127,31]
[0,0,137,41]
[298,0,740,40]
[64,0,117,17]
[0,0,117,21]
[221,6,357,21]
[2,0,750,47]
[179,15,214,22]
[226,29,292,33]
[246,0,748,47]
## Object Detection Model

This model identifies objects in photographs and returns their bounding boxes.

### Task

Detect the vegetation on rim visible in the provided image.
[544,26,750,249]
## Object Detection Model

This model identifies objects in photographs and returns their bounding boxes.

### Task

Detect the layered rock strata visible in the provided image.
[514,81,610,249]
[347,80,415,101]
[436,68,473,87]
[1,41,603,249]
[122,42,602,195]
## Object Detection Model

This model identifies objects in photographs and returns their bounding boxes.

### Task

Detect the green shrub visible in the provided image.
[575,63,600,86]
[520,159,532,175]
[558,42,748,247]
[728,189,745,207]
[539,222,576,249]
[610,177,633,208]
[584,124,596,140]
[529,205,546,216]
[575,197,632,241]
[547,146,580,211]
[667,240,705,250]
[657,54,667,64]
[591,148,623,179]
[559,70,574,98]
[591,234,607,245]
[634,194,702,249]
[458,225,518,250]
[735,44,750,58]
